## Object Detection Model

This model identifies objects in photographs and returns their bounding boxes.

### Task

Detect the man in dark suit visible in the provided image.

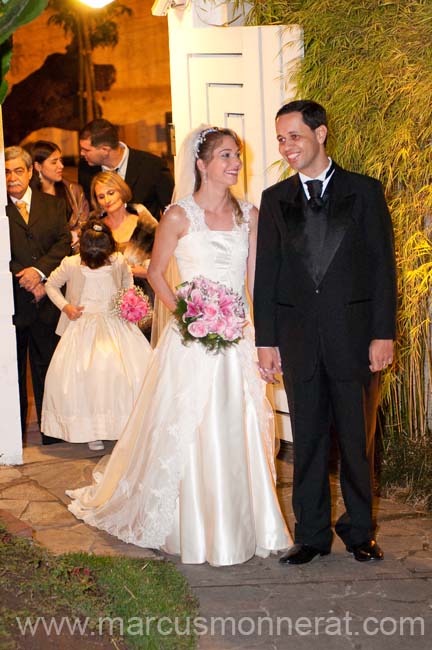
[5,146,71,444]
[253,100,397,564]
[78,118,174,220]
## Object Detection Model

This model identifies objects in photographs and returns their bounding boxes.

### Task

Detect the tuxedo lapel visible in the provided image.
[278,168,355,286]
[315,170,354,285]
[279,177,320,280]
[279,177,308,258]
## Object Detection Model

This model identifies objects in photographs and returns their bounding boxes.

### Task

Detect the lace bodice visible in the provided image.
[174,195,251,300]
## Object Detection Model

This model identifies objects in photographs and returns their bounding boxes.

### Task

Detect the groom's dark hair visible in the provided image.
[276,100,327,131]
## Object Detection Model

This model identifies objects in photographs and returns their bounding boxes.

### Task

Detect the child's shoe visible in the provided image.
[88,440,104,451]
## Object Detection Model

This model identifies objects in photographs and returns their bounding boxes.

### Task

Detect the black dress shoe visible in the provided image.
[279,544,330,565]
[41,434,64,445]
[347,539,384,562]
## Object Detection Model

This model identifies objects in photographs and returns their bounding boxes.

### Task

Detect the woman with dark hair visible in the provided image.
[41,219,151,451]
[67,126,291,565]
[90,171,158,338]
[30,140,89,250]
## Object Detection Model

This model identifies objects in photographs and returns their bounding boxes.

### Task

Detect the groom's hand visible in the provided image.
[369,339,394,373]
[257,347,282,383]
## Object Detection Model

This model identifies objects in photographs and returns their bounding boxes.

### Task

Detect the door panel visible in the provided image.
[167,4,300,440]
[168,6,302,204]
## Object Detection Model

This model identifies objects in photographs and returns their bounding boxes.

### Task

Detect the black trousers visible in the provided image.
[284,361,374,551]
[16,321,59,436]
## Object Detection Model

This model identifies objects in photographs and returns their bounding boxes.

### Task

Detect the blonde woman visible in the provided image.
[91,171,158,337]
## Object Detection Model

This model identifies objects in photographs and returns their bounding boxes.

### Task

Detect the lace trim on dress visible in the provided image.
[176,195,252,235]
[67,336,222,548]
[176,195,203,232]
[238,326,277,482]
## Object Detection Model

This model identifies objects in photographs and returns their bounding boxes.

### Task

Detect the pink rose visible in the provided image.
[203,317,225,335]
[188,320,209,338]
[224,326,241,341]
[214,319,227,335]
[203,304,219,319]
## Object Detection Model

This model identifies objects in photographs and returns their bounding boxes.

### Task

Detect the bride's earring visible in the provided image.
[202,171,208,184]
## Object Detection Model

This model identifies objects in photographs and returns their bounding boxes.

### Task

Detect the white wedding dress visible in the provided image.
[67,195,291,565]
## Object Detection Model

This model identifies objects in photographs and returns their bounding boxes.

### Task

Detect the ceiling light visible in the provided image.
[78,0,115,8]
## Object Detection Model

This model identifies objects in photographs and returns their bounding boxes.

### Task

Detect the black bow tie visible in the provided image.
[305,179,324,210]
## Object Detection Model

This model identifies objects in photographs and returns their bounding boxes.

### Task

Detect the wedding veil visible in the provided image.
[172,123,212,201]
[150,124,213,347]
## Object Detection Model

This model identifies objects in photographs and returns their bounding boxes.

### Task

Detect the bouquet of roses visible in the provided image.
[111,286,152,328]
[173,276,246,353]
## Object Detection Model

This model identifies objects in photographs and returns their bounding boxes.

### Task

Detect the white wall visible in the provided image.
[0,109,23,465]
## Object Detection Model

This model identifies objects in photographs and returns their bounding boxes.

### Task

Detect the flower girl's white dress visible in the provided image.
[42,254,152,442]
[67,196,291,565]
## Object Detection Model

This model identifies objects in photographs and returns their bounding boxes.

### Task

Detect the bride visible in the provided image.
[67,125,292,566]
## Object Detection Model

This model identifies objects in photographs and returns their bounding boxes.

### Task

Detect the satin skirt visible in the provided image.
[42,313,151,442]
[67,319,291,565]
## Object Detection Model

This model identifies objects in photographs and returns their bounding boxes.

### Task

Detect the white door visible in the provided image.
[167,1,301,440]
[0,110,23,465]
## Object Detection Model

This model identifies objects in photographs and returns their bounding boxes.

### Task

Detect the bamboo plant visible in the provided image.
[234,0,432,502]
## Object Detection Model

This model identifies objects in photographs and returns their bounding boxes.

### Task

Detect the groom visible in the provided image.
[253,100,397,564]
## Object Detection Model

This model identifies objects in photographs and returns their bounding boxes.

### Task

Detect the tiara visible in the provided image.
[193,127,219,159]
[92,223,103,232]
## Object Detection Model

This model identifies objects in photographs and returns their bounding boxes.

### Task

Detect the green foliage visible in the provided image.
[0,0,47,42]
[0,0,48,103]
[0,525,198,648]
[47,0,132,50]
[238,0,432,447]
[234,0,432,506]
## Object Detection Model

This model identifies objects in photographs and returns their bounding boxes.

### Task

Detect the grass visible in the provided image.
[0,525,198,649]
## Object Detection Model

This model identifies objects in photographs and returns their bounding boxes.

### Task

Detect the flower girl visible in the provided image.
[41,220,152,450]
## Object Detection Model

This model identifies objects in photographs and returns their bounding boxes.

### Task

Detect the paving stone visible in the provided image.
[34,524,105,554]
[0,499,29,519]
[2,441,432,650]
[0,480,57,501]
[192,579,432,650]
[22,459,100,503]
[0,508,33,538]
[89,535,158,559]
[0,468,23,484]
[20,500,77,528]
[403,553,432,573]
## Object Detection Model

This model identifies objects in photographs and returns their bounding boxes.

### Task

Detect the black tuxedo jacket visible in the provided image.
[253,163,397,382]
[7,190,72,328]
[78,148,174,220]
